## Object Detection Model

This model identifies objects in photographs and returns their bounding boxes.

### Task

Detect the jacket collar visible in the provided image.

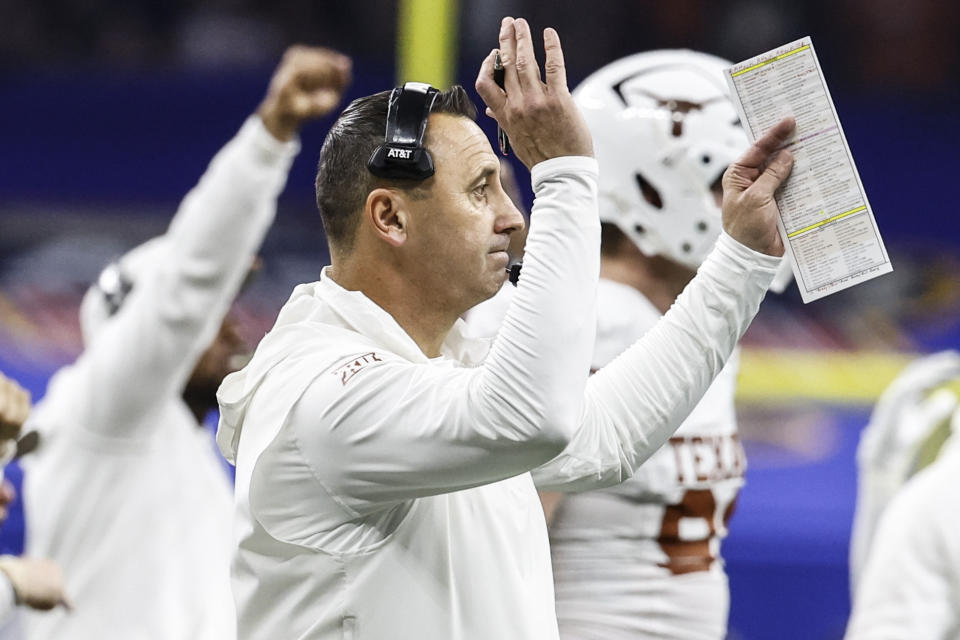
[315,267,490,367]
[216,268,493,463]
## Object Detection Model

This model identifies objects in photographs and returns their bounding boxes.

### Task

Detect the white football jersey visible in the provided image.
[550,279,743,639]
[466,278,744,639]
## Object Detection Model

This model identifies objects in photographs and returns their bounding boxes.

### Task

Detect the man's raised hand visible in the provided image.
[475,18,593,168]
[258,45,352,142]
[721,117,796,256]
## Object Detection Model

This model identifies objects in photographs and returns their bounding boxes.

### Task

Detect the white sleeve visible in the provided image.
[73,117,298,440]
[288,157,600,514]
[533,232,780,491]
[845,472,958,640]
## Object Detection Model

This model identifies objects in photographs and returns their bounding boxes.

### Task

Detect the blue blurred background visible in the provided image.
[1,1,958,638]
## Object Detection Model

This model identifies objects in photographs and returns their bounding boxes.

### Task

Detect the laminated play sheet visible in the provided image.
[725,36,892,303]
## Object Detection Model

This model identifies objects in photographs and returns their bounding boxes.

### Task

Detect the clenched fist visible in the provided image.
[258,45,352,142]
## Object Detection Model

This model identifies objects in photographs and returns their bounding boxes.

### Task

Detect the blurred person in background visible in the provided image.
[551,50,755,640]
[214,17,795,639]
[0,373,68,623]
[846,351,960,639]
[19,46,351,639]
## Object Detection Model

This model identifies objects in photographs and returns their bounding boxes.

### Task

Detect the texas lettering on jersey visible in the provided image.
[667,433,746,485]
[657,433,746,575]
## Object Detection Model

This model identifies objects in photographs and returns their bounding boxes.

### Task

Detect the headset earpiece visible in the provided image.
[367,82,440,181]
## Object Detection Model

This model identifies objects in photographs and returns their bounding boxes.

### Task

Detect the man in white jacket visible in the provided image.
[21,46,350,639]
[217,17,795,640]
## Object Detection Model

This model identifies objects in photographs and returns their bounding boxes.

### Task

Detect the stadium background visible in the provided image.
[0,1,958,638]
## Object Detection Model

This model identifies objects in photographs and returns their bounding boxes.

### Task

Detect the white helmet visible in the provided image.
[574,50,748,269]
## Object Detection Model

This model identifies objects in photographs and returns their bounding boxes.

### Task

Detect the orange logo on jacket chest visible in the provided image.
[333,352,383,385]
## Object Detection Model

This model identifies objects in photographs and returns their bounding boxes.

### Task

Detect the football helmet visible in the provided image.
[574,50,748,269]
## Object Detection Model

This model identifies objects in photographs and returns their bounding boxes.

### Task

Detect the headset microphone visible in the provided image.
[506,262,522,286]
[367,82,440,181]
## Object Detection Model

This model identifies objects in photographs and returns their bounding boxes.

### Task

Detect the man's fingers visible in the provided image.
[326,59,352,91]
[315,56,352,90]
[737,117,796,169]
[748,149,795,198]
[756,116,796,152]
[542,28,567,90]
[276,46,351,101]
[475,49,505,112]
[497,17,522,96]
[269,48,352,124]
[512,18,542,92]
[285,46,350,77]
[312,91,341,116]
[301,90,342,118]
[291,55,352,92]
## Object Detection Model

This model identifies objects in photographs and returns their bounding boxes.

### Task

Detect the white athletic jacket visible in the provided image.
[22,117,298,640]
[217,156,780,640]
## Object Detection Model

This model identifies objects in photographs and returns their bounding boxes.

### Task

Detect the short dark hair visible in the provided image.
[315,85,478,251]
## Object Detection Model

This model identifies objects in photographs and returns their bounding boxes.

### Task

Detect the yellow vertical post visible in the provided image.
[397,0,459,88]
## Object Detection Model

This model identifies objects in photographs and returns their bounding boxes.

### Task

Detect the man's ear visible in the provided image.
[365,188,408,247]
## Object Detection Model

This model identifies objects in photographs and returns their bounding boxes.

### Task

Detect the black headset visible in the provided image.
[367,82,439,181]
